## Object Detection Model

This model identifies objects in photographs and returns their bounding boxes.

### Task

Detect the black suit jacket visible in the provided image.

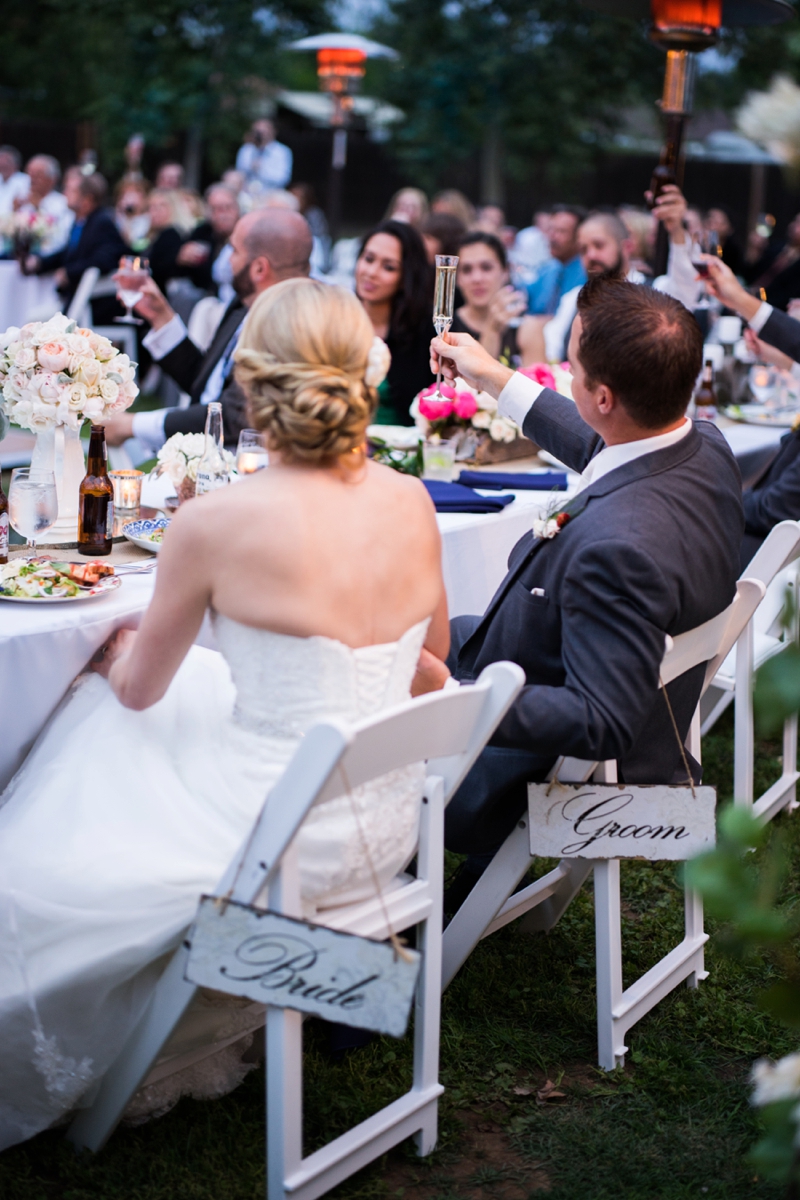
[453,389,743,786]
[740,307,800,564]
[38,207,128,308]
[158,300,247,448]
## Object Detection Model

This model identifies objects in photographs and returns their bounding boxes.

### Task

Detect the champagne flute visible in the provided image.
[115,255,150,324]
[8,468,58,550]
[433,254,459,398]
[236,429,269,475]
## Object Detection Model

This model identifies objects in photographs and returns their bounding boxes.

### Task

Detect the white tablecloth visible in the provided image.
[0,479,559,792]
[0,260,60,331]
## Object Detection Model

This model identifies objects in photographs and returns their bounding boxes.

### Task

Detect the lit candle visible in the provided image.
[236,451,269,475]
[109,468,143,509]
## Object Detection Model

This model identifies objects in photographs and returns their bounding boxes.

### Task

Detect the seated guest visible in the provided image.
[422,276,742,899]
[355,219,434,425]
[705,206,743,277]
[743,211,800,311]
[431,189,476,229]
[0,145,29,217]
[155,161,185,190]
[384,187,429,228]
[705,256,800,565]
[525,205,587,316]
[103,208,313,451]
[420,212,467,264]
[451,232,527,365]
[15,155,72,255]
[144,188,195,293]
[175,183,240,295]
[519,188,699,365]
[28,168,127,316]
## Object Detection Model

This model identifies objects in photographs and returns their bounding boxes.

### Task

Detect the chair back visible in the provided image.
[660,577,766,691]
[66,267,100,324]
[745,520,800,586]
[225,661,524,907]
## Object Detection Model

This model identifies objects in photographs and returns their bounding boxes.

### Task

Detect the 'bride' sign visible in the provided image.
[527,783,716,860]
[184,897,421,1038]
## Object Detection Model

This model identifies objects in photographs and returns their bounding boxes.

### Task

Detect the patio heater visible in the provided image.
[578,0,794,273]
[288,33,398,243]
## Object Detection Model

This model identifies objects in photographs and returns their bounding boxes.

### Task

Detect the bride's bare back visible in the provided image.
[102,278,448,711]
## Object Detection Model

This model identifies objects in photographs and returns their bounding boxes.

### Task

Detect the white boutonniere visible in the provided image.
[532,506,573,540]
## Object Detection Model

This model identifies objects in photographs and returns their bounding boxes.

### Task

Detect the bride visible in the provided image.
[0,279,448,1150]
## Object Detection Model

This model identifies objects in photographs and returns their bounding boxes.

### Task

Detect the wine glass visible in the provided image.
[236,429,269,475]
[115,255,150,324]
[8,468,58,550]
[432,254,459,398]
[690,231,721,310]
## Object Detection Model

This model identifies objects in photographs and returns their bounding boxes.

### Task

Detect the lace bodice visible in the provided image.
[213,614,430,739]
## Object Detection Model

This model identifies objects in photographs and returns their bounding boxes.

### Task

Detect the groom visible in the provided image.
[423,274,743,887]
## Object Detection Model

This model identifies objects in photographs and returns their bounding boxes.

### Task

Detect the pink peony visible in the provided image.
[420,383,455,400]
[453,391,478,420]
[37,341,70,373]
[519,362,556,390]
[419,396,455,421]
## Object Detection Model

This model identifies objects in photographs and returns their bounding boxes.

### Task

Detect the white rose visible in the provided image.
[14,347,36,370]
[100,378,119,403]
[95,338,116,363]
[11,398,34,429]
[489,418,510,442]
[475,390,498,413]
[0,325,21,351]
[752,1054,800,1107]
[77,358,102,388]
[82,395,104,422]
[472,409,492,430]
[68,382,88,411]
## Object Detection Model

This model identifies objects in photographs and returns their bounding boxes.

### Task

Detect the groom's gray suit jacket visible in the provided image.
[447,389,743,851]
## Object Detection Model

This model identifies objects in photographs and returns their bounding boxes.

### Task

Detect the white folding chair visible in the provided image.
[701,521,800,823]
[442,578,766,1070]
[68,661,524,1200]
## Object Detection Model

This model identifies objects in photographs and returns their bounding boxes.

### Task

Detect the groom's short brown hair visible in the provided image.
[576,273,702,429]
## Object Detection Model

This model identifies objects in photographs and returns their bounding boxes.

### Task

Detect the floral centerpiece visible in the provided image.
[410,362,573,465]
[0,210,57,257]
[154,431,235,503]
[0,312,139,542]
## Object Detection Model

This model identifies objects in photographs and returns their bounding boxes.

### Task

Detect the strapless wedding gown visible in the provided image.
[0,614,428,1150]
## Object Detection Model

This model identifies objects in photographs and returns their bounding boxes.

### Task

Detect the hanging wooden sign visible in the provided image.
[527,782,716,860]
[184,896,421,1038]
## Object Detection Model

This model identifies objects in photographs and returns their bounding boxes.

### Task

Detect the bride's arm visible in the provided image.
[96,502,213,709]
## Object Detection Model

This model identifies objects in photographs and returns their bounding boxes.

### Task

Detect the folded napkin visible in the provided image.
[457,469,568,491]
[423,480,516,513]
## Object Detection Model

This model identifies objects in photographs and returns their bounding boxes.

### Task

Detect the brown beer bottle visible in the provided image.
[78,425,114,556]
[0,474,8,564]
[694,360,718,423]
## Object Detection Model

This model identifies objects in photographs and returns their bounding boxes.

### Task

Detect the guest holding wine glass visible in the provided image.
[354,219,434,425]
[450,232,527,365]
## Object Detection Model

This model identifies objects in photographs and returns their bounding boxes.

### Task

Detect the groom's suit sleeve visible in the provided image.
[508,384,603,472]
[493,534,676,764]
[759,308,800,363]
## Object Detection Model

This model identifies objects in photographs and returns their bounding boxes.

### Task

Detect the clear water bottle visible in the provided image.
[195,402,231,495]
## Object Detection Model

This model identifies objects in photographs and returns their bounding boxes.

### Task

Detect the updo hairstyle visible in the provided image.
[234,279,377,466]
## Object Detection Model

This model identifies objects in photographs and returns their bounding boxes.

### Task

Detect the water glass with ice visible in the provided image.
[8,468,58,549]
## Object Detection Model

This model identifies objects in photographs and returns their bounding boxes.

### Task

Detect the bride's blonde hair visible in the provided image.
[234,278,377,465]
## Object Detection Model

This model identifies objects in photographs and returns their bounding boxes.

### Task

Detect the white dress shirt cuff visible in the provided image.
[791,362,800,384]
[748,301,773,335]
[131,410,168,453]
[142,313,187,361]
[497,372,544,428]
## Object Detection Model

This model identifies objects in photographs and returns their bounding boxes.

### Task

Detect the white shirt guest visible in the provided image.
[0,146,29,216]
[236,119,293,192]
[16,156,73,254]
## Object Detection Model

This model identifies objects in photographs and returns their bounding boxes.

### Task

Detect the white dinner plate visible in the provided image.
[122,516,170,553]
[0,575,121,603]
[724,404,799,429]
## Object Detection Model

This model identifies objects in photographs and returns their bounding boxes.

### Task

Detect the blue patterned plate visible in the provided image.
[122,516,170,554]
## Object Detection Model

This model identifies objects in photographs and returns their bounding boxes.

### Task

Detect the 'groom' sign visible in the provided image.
[527,783,716,860]
[185,897,421,1037]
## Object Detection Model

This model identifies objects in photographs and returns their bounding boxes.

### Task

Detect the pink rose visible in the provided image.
[418,396,455,421]
[420,383,455,401]
[37,341,71,373]
[453,391,478,420]
[519,362,556,390]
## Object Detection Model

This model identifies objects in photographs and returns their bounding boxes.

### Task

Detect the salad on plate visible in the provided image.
[0,558,118,601]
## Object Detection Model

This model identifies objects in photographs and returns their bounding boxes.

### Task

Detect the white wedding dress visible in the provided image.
[0,613,429,1150]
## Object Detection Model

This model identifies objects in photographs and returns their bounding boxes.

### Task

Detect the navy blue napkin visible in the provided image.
[457,469,568,491]
[423,480,516,513]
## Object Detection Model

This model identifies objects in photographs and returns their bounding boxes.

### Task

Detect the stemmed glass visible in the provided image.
[8,468,58,550]
[236,429,269,475]
[432,254,459,398]
[115,255,150,324]
[690,230,722,310]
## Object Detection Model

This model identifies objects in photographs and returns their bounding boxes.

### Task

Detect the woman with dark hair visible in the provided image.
[355,219,434,424]
[450,231,527,366]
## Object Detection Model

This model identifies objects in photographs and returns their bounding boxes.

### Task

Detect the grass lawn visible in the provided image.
[1,706,798,1200]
